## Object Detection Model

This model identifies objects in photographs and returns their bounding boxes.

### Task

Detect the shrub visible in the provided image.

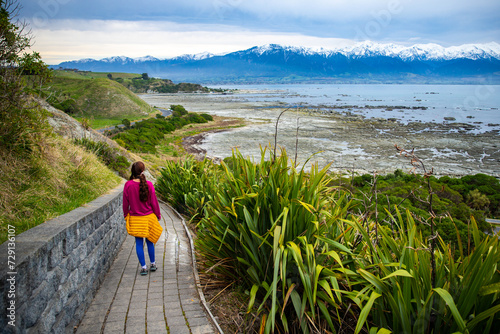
[156,157,220,218]
[185,113,207,123]
[0,0,51,155]
[111,106,213,154]
[73,138,130,177]
[200,113,213,121]
[170,104,188,117]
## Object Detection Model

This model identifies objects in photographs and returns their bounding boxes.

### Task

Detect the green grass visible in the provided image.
[44,74,154,120]
[0,134,121,244]
[51,69,211,94]
[80,117,124,129]
[74,115,153,129]
[157,137,182,156]
[52,70,140,80]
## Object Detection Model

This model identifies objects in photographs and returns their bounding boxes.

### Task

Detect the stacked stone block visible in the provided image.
[0,181,126,333]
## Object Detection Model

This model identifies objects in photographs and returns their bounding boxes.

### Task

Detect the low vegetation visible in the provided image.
[109,105,213,154]
[337,169,498,256]
[73,137,131,177]
[0,135,121,244]
[156,148,500,334]
[52,69,213,94]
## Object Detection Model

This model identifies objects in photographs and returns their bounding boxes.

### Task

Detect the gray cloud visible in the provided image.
[21,0,500,42]
[20,0,497,17]
[19,0,500,63]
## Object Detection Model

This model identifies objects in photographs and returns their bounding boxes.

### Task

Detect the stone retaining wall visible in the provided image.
[0,181,126,333]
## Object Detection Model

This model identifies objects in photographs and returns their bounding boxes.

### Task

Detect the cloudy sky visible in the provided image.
[19,0,500,64]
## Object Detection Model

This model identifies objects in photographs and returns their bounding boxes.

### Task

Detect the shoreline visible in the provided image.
[182,129,223,160]
[140,92,500,178]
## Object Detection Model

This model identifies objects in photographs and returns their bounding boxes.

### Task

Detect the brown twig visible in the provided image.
[273,108,290,160]
[208,281,235,304]
[294,116,300,166]
[395,144,437,289]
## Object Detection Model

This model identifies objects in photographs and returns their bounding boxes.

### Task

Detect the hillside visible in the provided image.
[0,1,125,244]
[44,70,156,127]
[107,73,211,93]
[0,98,123,243]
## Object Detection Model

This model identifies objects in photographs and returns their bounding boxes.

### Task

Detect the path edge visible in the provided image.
[159,200,225,334]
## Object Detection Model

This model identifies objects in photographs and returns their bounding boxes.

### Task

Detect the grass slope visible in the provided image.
[45,70,155,128]
[0,132,121,244]
[53,70,210,93]
[52,71,139,80]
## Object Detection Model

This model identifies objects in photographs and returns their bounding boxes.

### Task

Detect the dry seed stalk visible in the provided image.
[395,144,437,289]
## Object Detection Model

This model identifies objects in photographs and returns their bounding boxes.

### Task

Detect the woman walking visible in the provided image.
[123,161,163,276]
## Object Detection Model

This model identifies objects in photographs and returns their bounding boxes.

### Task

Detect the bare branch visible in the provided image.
[395,143,437,288]
[294,116,300,166]
[273,108,290,160]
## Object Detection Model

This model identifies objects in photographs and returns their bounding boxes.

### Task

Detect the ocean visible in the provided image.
[210,84,500,133]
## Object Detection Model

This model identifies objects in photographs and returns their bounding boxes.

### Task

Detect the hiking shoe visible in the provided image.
[140,268,148,276]
[150,264,157,272]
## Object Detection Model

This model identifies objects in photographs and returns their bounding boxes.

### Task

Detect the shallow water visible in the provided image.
[139,84,500,177]
[211,84,500,133]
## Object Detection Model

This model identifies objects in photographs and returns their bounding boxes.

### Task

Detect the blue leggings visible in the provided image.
[135,237,155,267]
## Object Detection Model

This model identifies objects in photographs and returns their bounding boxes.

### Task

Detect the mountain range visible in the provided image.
[54,41,500,84]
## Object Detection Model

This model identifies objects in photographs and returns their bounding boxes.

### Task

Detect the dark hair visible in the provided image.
[130,161,148,202]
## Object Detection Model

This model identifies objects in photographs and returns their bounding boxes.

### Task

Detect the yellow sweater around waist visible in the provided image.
[125,213,163,244]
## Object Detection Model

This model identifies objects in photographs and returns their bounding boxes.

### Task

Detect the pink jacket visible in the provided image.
[123,180,161,220]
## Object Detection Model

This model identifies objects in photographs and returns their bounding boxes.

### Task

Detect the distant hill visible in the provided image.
[52,42,500,84]
[108,73,210,94]
[45,71,155,121]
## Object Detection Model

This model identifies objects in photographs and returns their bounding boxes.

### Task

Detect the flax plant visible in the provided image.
[156,157,221,219]
[156,147,500,334]
[192,148,359,333]
[348,208,500,334]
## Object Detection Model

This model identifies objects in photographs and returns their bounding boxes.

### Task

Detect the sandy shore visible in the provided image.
[140,93,500,177]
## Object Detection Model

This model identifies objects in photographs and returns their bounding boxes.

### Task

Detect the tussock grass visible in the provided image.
[0,133,121,244]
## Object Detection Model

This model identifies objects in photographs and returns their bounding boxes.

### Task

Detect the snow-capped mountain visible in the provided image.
[335,41,500,61]
[172,51,218,61]
[247,42,500,61]
[82,52,217,65]
[133,55,160,62]
[54,42,500,84]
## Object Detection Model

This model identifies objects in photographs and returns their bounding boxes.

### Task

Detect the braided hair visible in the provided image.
[130,161,149,202]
